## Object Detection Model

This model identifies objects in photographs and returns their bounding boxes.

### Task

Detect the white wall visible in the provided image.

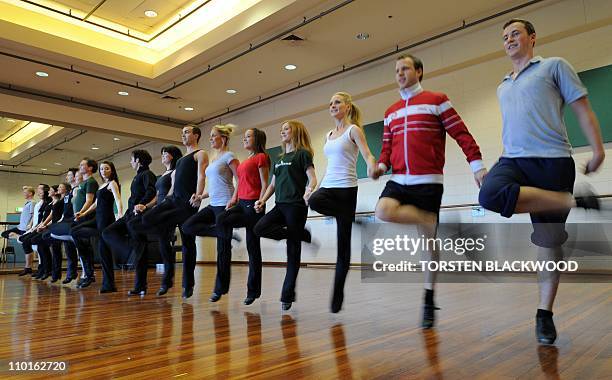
[0,171,62,224]
[205,0,612,264]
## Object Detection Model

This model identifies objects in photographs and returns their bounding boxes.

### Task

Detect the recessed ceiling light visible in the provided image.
[184,107,194,111]
[117,91,129,96]
[41,168,47,171]
[144,10,158,18]
[113,137,120,141]
[7,119,15,123]
[91,146,100,150]
[0,164,3,167]
[226,89,237,94]
[284,64,297,70]
[54,162,62,166]
[356,32,370,40]
[36,71,49,77]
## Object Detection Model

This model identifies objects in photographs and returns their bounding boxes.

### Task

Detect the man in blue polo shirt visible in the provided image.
[479,19,605,345]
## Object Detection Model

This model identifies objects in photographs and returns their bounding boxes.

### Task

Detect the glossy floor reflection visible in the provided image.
[0,266,610,379]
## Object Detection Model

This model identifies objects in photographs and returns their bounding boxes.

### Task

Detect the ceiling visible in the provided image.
[0,0,549,174]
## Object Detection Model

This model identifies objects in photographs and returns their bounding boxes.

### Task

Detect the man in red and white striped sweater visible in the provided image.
[371,54,487,328]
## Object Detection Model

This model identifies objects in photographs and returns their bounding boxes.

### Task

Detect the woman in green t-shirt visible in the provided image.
[254,120,317,311]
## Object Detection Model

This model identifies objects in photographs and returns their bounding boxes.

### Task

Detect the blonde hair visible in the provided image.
[22,186,35,195]
[281,120,314,158]
[333,92,362,127]
[212,124,236,147]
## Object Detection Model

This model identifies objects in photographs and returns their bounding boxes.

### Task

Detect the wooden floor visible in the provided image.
[0,265,610,379]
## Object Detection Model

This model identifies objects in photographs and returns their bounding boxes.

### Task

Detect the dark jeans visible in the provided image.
[309,187,358,309]
[142,197,197,289]
[182,205,230,295]
[217,200,264,297]
[254,203,308,303]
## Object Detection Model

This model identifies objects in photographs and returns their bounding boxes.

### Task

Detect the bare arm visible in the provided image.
[167,171,175,197]
[37,211,53,231]
[109,181,123,218]
[258,165,269,200]
[77,200,97,220]
[254,175,275,213]
[227,159,240,209]
[303,166,318,204]
[190,150,209,207]
[570,97,605,173]
[79,192,95,214]
[351,126,377,178]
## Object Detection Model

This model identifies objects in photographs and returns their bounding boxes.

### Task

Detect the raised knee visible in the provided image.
[478,182,498,212]
[375,202,394,222]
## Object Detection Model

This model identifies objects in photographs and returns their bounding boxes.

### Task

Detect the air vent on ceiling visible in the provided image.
[282,34,304,41]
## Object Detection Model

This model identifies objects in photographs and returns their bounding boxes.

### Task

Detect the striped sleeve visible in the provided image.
[378,113,393,170]
[438,95,484,172]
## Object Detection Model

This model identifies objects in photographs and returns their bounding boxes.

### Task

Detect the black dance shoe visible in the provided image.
[99,287,117,294]
[182,287,194,299]
[536,314,557,345]
[18,268,33,276]
[156,287,169,296]
[209,292,221,302]
[281,302,292,311]
[422,304,440,329]
[243,296,257,305]
[127,289,146,296]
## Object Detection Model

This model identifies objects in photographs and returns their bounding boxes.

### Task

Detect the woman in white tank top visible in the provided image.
[309,92,377,313]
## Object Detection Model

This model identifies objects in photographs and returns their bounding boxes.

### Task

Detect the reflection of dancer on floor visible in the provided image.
[372,54,487,328]
[478,19,604,345]
[308,92,377,313]
[181,124,240,303]
[254,120,317,311]
[216,128,270,306]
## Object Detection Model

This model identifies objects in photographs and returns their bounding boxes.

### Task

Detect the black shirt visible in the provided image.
[62,193,74,220]
[127,166,157,215]
[155,172,173,205]
[173,150,200,202]
[51,200,64,223]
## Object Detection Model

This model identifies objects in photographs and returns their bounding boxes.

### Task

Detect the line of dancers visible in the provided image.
[3,19,605,345]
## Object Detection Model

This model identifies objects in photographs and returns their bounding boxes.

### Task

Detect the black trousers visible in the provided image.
[217,200,264,298]
[49,220,79,279]
[309,187,358,309]
[30,231,53,275]
[1,227,25,239]
[70,216,97,280]
[40,230,63,280]
[182,205,230,295]
[126,210,175,290]
[19,230,38,255]
[72,216,114,288]
[101,216,132,265]
[142,198,197,289]
[254,203,308,303]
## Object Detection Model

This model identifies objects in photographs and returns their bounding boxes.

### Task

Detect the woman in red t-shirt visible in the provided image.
[216,128,270,305]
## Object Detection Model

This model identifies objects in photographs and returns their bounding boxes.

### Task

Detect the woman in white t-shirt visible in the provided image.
[309,92,377,313]
[182,124,239,302]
